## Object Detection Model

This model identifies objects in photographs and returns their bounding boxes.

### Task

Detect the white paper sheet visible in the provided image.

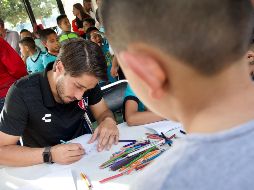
[4,134,98,180]
[17,185,42,190]
[69,134,97,155]
[144,120,183,134]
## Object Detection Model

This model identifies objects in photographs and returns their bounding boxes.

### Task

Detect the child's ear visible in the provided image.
[24,46,30,52]
[58,23,63,30]
[118,50,167,99]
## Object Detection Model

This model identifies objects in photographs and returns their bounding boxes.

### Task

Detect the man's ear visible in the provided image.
[118,50,167,99]
[55,61,65,74]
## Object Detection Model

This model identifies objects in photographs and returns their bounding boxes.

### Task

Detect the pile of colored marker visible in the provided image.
[99,133,176,183]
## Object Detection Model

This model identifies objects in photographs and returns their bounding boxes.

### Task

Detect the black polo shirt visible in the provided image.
[0,62,102,147]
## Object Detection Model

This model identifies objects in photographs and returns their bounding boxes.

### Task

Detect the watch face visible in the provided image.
[43,152,50,163]
[43,147,52,163]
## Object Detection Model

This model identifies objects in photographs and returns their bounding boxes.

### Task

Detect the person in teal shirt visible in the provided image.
[86,27,117,85]
[40,28,60,68]
[19,37,45,74]
[42,52,57,68]
[123,84,163,126]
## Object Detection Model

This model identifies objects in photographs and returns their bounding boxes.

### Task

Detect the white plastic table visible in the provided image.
[0,122,154,190]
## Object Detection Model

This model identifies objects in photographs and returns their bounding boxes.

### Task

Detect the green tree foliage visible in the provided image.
[0,0,57,27]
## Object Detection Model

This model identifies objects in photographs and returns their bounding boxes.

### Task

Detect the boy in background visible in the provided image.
[83,17,96,38]
[20,29,46,52]
[86,27,116,84]
[19,37,44,74]
[123,84,164,126]
[0,38,27,111]
[57,15,79,45]
[40,28,60,67]
[20,29,33,39]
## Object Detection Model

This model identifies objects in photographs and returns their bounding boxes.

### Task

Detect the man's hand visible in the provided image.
[51,143,85,165]
[89,117,119,152]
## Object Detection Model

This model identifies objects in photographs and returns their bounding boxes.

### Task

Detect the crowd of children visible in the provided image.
[16,0,117,86]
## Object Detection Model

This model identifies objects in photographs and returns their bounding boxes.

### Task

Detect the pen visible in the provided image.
[99,169,133,183]
[84,112,94,134]
[99,172,124,183]
[80,172,92,189]
[161,132,171,146]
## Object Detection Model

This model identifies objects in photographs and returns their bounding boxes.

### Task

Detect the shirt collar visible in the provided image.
[30,49,41,62]
[40,62,56,107]
[46,51,57,57]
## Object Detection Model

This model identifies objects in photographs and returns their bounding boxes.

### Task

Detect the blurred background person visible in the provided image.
[72,3,91,36]
[0,18,20,53]
[0,38,27,111]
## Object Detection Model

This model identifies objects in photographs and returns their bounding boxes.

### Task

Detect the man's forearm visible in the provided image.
[126,111,164,126]
[96,110,115,124]
[0,145,44,167]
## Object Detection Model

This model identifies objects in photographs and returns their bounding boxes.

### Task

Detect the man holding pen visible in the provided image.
[0,39,119,166]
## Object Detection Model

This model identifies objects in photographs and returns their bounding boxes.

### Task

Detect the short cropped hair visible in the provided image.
[101,0,254,75]
[83,18,96,26]
[86,26,99,40]
[56,15,68,26]
[57,38,107,80]
[20,29,31,35]
[40,28,56,42]
[19,37,36,50]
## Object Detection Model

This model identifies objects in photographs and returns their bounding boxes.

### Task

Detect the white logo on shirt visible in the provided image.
[42,114,52,123]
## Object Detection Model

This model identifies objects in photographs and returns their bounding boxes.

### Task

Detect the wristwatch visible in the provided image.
[42,146,53,164]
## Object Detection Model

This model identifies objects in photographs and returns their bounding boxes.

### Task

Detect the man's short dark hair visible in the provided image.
[40,28,56,42]
[86,26,99,39]
[101,0,254,75]
[84,0,91,3]
[83,18,96,26]
[57,38,107,80]
[56,15,68,26]
[19,37,36,50]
